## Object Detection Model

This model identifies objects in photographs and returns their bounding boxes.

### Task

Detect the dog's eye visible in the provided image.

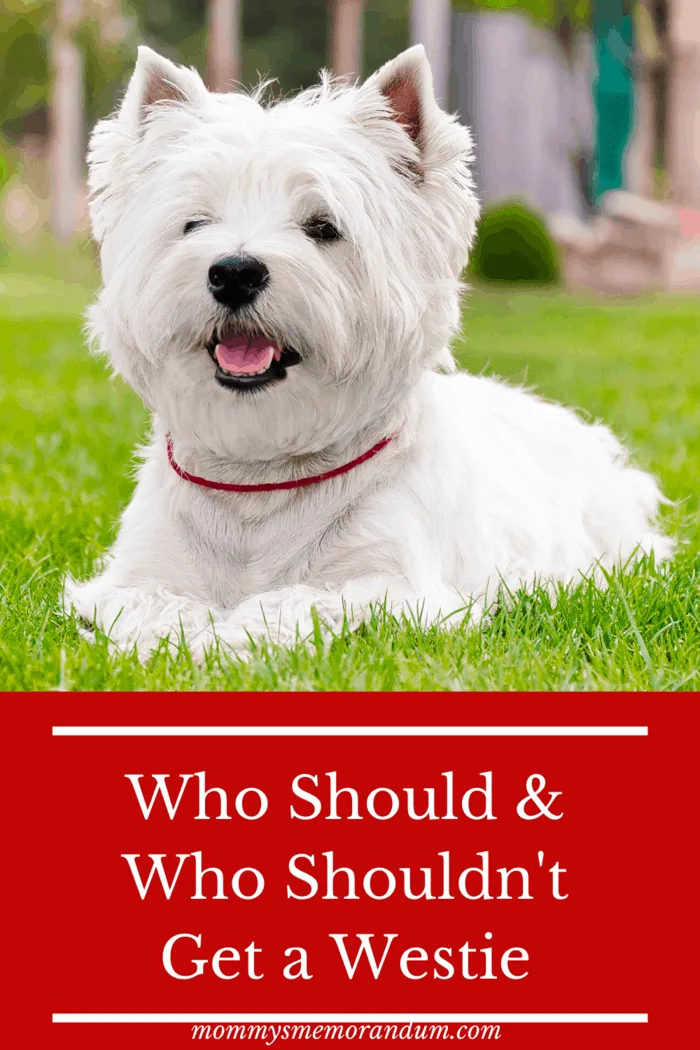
[183,219,210,235]
[303,218,342,242]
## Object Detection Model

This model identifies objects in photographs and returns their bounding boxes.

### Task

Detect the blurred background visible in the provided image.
[1,0,699,293]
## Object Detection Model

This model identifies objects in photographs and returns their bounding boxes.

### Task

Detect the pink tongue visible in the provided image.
[215,335,282,374]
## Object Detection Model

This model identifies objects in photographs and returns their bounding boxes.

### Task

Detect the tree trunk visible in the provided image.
[330,0,365,79]
[626,65,656,197]
[207,0,241,92]
[667,0,700,207]
[410,0,452,104]
[49,0,84,244]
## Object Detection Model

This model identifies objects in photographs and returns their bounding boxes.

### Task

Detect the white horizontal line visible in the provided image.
[52,1013,648,1024]
[51,725,648,737]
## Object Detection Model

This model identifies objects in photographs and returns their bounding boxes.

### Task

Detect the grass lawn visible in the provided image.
[1,262,698,691]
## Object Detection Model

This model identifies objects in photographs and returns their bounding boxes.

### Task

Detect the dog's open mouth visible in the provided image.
[208,331,301,391]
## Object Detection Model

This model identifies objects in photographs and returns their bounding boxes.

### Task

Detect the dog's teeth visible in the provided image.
[221,362,273,377]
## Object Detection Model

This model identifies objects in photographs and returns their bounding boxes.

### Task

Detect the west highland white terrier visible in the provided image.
[66,45,672,659]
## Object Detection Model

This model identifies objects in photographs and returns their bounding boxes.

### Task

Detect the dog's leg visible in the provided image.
[65,574,226,658]
[207,585,348,655]
[67,571,476,663]
[204,576,477,660]
[66,575,348,662]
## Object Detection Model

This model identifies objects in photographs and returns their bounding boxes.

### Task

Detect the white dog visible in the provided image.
[67,45,671,659]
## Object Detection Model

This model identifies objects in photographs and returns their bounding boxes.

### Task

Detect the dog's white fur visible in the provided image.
[67,45,672,659]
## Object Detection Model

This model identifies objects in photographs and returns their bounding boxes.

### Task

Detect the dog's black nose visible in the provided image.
[207,255,269,310]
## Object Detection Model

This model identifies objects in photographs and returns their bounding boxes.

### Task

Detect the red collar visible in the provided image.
[166,433,396,493]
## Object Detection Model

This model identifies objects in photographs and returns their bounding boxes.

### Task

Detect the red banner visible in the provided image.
[5,693,696,1048]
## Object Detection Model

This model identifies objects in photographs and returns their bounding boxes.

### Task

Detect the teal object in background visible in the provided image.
[592,1,635,202]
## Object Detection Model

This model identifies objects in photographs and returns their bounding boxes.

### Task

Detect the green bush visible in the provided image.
[469,201,560,284]
[451,2,591,29]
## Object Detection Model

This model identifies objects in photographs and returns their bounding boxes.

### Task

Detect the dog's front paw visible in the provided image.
[182,624,256,664]
[224,586,346,651]
[63,575,224,663]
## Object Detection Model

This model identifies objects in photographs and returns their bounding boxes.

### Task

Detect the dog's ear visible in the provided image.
[119,46,207,126]
[87,48,207,244]
[355,46,478,271]
[364,45,437,155]
[356,46,473,181]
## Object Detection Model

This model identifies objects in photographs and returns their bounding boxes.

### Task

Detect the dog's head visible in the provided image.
[87,46,478,458]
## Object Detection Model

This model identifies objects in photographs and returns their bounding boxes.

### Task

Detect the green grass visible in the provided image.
[1,267,698,691]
